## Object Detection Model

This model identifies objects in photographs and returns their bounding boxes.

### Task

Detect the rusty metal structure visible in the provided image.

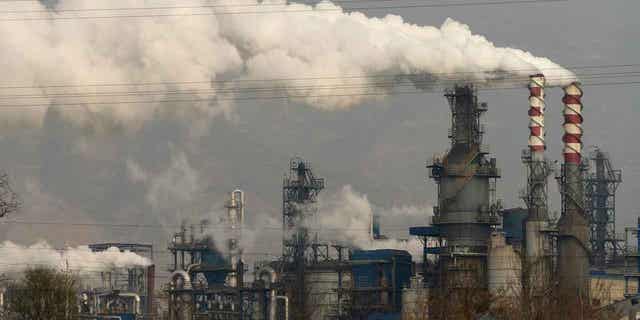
[428,85,501,289]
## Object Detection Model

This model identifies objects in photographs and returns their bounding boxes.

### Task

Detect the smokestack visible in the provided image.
[558,82,589,301]
[523,74,551,292]
[562,83,584,164]
[528,74,546,157]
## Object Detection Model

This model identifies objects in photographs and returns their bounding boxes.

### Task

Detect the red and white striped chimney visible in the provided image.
[528,74,546,154]
[562,82,583,164]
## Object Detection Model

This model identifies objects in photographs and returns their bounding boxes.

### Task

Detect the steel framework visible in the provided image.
[584,148,623,268]
[282,157,325,261]
[281,157,325,320]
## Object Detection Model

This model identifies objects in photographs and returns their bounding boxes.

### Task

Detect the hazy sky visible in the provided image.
[0,0,637,278]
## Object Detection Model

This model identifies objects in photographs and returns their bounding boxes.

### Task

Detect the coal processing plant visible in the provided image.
[58,78,640,320]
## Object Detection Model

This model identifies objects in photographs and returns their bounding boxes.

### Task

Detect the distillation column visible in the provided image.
[429,85,501,289]
[557,82,590,299]
[523,74,551,291]
[225,189,245,287]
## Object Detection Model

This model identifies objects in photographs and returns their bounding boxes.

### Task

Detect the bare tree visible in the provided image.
[0,173,19,218]
[5,267,78,320]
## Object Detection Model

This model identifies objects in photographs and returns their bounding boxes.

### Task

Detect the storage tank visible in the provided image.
[304,266,352,320]
[487,232,522,296]
[401,276,429,320]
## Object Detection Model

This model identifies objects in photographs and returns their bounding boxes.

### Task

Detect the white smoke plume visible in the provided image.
[0,241,152,277]
[0,0,575,127]
[194,185,428,264]
[312,185,429,259]
[144,152,199,212]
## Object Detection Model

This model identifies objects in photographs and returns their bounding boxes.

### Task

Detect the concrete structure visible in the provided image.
[304,264,352,320]
[428,85,501,289]
[487,232,522,296]
[521,75,553,292]
[590,271,629,306]
[401,276,429,320]
[557,82,590,299]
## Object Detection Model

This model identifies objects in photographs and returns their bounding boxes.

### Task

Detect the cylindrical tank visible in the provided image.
[487,232,522,296]
[304,268,352,320]
[401,276,429,320]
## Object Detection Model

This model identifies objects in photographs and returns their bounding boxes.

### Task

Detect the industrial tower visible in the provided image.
[521,75,553,291]
[584,148,622,268]
[429,85,501,289]
[557,82,590,300]
[281,157,325,319]
[225,189,245,287]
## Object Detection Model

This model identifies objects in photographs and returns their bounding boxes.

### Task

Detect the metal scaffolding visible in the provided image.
[281,157,325,320]
[584,148,623,268]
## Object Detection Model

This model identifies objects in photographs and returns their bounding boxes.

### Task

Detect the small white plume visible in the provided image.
[312,185,429,259]
[0,0,575,126]
[0,241,152,277]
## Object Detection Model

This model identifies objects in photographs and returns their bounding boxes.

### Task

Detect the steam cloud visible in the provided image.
[0,241,152,276]
[1,0,575,126]
[197,186,429,264]
[312,185,429,259]
[0,0,573,268]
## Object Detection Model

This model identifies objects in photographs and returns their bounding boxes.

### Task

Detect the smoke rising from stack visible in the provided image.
[311,185,428,259]
[0,241,152,277]
[202,186,429,263]
[1,0,575,128]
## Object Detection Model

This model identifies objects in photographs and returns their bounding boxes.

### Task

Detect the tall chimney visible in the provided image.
[562,83,583,164]
[523,74,551,292]
[528,74,546,156]
[558,82,590,301]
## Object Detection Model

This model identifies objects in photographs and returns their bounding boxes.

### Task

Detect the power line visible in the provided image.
[0,0,567,21]
[0,0,549,13]
[0,71,638,102]
[0,79,638,111]
[0,63,635,93]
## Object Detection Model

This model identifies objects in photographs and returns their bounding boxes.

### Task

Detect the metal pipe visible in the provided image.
[392,257,397,311]
[637,217,640,294]
[269,290,277,320]
[146,265,155,316]
[276,295,289,320]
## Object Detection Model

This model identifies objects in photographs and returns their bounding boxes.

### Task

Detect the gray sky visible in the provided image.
[0,0,638,277]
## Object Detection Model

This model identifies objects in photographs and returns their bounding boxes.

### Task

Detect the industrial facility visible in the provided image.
[142,78,639,320]
[2,78,638,320]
